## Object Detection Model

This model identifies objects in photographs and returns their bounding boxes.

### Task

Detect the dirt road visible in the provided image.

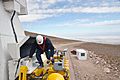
[57,42,120,80]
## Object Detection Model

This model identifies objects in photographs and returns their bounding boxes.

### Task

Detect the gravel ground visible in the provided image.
[57,42,120,80]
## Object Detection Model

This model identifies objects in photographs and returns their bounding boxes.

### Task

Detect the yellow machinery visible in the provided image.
[19,66,28,80]
[18,50,70,80]
[47,73,64,80]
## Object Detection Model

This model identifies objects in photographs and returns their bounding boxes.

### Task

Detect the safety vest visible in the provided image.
[39,37,46,52]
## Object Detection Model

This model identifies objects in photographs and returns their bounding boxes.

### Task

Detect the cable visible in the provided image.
[14,58,21,78]
[11,10,18,43]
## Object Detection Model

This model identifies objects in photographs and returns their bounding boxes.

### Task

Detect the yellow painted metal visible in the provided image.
[19,66,28,80]
[47,73,64,80]
[64,60,69,70]
[31,58,70,80]
[30,60,70,80]
[22,51,71,80]
[47,66,65,75]
[33,68,44,76]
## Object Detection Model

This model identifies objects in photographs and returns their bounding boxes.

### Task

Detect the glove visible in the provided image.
[51,58,54,64]
[50,57,53,60]
[50,57,54,64]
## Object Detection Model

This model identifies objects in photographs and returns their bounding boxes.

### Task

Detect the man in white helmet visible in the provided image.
[29,35,55,67]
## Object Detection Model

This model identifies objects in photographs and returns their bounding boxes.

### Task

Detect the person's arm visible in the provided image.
[29,41,37,58]
[50,48,55,57]
[46,38,55,57]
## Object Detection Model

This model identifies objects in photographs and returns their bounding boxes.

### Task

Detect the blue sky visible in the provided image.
[19,0,120,44]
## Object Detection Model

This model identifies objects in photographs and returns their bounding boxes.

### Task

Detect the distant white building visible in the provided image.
[76,49,88,60]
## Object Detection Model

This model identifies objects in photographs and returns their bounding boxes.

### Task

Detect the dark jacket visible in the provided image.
[29,37,54,58]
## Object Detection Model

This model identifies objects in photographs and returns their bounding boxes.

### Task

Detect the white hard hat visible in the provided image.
[36,35,44,45]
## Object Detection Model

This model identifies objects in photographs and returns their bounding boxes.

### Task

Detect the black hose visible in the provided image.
[11,10,18,43]
[15,58,21,78]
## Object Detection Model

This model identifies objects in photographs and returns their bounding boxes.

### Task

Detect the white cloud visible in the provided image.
[55,19,120,27]
[46,0,57,4]
[75,19,90,23]
[81,7,120,13]
[19,14,53,22]
[87,20,120,26]
[19,0,120,22]
[19,6,120,22]
[32,7,120,14]
[67,0,73,3]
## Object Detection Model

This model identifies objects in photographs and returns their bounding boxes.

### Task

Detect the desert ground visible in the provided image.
[25,31,120,80]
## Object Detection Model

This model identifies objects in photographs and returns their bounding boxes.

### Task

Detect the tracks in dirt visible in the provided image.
[67,48,76,80]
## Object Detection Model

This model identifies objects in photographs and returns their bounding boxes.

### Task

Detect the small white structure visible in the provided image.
[76,49,88,60]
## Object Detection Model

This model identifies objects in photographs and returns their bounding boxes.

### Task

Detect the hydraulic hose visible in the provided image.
[10,10,18,43]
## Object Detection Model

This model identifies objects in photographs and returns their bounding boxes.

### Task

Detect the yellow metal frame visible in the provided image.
[19,66,28,80]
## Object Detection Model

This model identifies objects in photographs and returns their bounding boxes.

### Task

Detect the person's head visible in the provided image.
[36,35,44,45]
